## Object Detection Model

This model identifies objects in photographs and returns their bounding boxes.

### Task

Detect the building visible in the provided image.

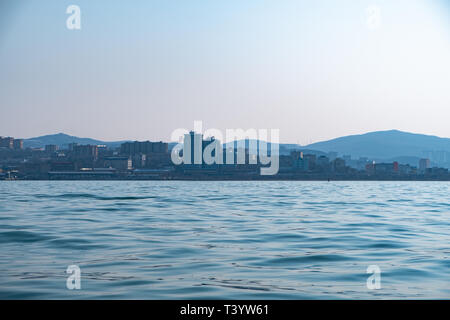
[332,158,346,173]
[303,154,316,171]
[365,161,375,174]
[50,161,75,171]
[72,144,98,159]
[393,161,399,172]
[120,141,168,155]
[152,141,168,153]
[291,151,306,171]
[13,139,23,150]
[104,156,132,171]
[355,157,369,170]
[68,143,79,151]
[374,163,396,173]
[0,137,14,149]
[398,164,414,175]
[317,156,330,170]
[419,158,430,173]
[45,145,59,153]
[426,167,449,176]
[132,154,146,168]
[68,144,99,169]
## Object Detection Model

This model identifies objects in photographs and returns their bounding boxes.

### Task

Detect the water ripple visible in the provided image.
[0,181,449,299]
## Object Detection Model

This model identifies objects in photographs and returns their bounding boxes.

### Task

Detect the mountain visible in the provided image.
[305,130,450,168]
[22,130,450,168]
[23,133,127,149]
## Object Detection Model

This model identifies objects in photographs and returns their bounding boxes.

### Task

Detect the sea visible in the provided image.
[0,181,449,299]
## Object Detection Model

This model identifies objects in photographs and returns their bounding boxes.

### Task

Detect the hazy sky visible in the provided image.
[0,0,449,144]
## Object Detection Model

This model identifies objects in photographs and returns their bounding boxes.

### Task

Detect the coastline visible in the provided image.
[4,177,450,181]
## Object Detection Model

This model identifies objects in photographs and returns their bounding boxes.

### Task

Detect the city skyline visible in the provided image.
[4,128,450,167]
[1,0,449,144]
[2,128,449,181]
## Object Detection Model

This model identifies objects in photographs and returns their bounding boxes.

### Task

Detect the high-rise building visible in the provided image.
[290,151,303,161]
[0,137,14,149]
[13,139,23,150]
[419,158,430,172]
[303,154,316,171]
[72,144,98,159]
[291,151,305,171]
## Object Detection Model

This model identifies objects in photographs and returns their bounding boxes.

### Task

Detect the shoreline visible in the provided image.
[3,178,450,182]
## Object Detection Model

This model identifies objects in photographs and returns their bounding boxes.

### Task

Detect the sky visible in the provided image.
[0,0,449,144]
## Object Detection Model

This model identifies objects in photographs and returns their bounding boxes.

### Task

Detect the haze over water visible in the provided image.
[0,181,449,299]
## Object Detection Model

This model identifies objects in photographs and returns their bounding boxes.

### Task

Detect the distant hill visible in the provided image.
[23,133,127,149]
[22,130,450,168]
[305,130,450,168]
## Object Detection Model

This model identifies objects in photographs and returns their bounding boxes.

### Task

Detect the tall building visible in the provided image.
[291,151,305,171]
[419,158,430,173]
[0,137,14,149]
[303,154,316,171]
[290,151,303,161]
[13,139,23,150]
[72,144,98,159]
[393,161,399,172]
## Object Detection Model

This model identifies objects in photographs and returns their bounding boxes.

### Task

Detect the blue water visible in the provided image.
[0,181,449,299]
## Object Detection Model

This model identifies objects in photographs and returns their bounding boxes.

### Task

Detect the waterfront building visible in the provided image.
[104,156,132,171]
[419,158,431,173]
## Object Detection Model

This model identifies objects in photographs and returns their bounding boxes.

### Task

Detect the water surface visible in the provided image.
[0,181,449,299]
